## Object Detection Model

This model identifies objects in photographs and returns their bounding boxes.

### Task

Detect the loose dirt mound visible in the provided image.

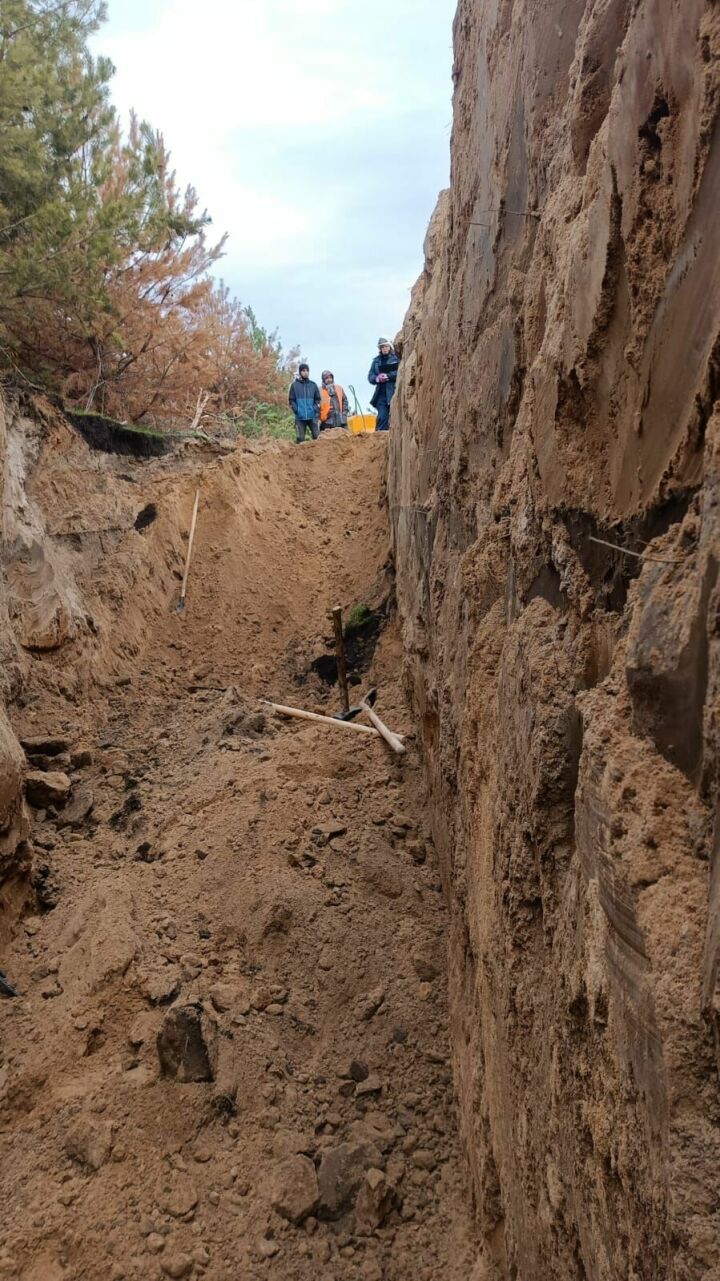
[0,410,475,1280]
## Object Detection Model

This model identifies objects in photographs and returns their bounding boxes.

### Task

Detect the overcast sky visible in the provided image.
[93,0,455,410]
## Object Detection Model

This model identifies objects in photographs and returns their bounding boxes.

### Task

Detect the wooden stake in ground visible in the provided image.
[331,606,350,716]
[265,701,382,738]
[360,695,406,755]
[176,488,200,613]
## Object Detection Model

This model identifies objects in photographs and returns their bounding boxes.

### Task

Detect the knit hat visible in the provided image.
[377,338,391,349]
[298,361,309,373]
[322,370,333,382]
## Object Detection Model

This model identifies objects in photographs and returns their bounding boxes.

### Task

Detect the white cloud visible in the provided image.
[101,0,400,136]
[94,0,455,395]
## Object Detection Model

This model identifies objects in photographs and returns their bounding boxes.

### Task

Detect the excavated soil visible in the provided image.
[0,419,475,1281]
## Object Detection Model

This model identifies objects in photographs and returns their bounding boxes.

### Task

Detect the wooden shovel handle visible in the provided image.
[360,699,407,755]
[265,701,380,737]
[180,488,200,602]
[331,606,350,716]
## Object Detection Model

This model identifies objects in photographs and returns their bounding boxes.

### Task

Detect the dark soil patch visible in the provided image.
[66,411,174,458]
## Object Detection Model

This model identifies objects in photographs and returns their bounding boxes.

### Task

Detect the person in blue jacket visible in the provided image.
[368,338,399,432]
[289,363,321,443]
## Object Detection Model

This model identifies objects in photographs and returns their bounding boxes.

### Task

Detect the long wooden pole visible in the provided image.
[331,606,350,716]
[265,701,381,737]
[178,488,200,608]
[360,697,407,755]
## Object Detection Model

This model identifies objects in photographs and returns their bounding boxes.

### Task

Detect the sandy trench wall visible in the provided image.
[0,387,213,901]
[0,389,261,706]
[389,3,720,1279]
[0,393,29,895]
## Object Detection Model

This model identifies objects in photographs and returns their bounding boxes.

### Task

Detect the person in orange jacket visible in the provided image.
[319,371,349,431]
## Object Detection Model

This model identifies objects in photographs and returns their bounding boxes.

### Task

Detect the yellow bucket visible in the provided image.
[348,413,376,434]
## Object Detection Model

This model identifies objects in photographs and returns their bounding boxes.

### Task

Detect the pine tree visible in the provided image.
[0,2,114,340]
[0,2,295,428]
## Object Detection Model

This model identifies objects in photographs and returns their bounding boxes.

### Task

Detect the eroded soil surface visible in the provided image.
[0,430,474,1281]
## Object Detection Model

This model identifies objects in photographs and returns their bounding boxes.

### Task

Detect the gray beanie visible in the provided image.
[377,337,392,349]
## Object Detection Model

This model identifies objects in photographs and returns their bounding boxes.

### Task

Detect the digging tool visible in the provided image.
[334,686,377,723]
[330,606,350,717]
[265,701,382,738]
[359,695,406,755]
[0,970,18,998]
[347,385,376,434]
[175,487,200,613]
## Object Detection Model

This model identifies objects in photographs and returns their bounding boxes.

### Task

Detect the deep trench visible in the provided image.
[0,433,477,1281]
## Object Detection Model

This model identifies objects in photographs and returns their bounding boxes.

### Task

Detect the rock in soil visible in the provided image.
[355,1073,383,1098]
[317,1140,383,1219]
[20,736,71,756]
[156,1003,218,1082]
[56,789,95,829]
[355,1167,397,1234]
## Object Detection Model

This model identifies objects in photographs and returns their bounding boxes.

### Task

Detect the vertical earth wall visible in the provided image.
[389,3,720,1277]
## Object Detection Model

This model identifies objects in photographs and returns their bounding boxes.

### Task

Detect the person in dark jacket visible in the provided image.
[368,338,399,432]
[319,371,349,430]
[289,363,321,443]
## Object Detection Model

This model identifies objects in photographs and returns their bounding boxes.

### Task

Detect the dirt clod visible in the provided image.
[160,1252,192,1278]
[157,1174,199,1219]
[64,1115,114,1171]
[26,770,71,808]
[355,1167,397,1234]
[268,1154,320,1223]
